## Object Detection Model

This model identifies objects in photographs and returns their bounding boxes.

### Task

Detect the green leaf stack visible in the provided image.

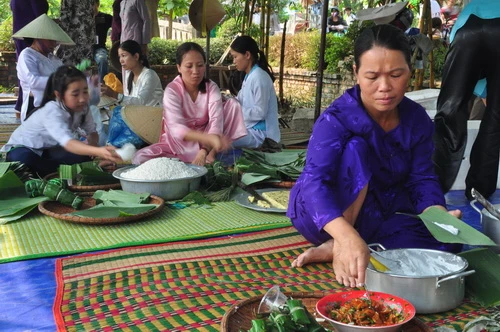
[0,171,48,224]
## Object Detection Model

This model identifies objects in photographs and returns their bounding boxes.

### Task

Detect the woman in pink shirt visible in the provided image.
[133,42,247,166]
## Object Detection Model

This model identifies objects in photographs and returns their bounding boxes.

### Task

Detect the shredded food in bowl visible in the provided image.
[326,298,404,326]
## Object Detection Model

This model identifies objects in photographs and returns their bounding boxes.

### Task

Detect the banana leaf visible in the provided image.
[68,203,158,218]
[242,149,306,166]
[0,162,32,182]
[458,248,500,307]
[240,173,273,186]
[93,190,150,204]
[77,162,118,185]
[0,171,48,224]
[418,207,497,246]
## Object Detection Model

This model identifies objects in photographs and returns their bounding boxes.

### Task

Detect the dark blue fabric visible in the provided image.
[7,146,90,177]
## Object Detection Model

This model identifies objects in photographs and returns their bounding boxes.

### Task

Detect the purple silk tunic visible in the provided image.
[287,85,462,252]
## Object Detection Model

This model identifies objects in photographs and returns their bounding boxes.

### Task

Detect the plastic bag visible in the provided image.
[106,106,145,148]
[103,72,123,94]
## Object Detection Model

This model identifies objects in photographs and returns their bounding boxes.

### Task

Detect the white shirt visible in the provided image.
[237,66,280,143]
[16,48,63,122]
[1,101,96,154]
[420,0,442,19]
[121,67,163,106]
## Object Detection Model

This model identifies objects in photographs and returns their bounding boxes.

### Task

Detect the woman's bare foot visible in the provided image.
[291,240,334,268]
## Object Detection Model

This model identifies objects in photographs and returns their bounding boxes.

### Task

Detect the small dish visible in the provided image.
[233,188,288,213]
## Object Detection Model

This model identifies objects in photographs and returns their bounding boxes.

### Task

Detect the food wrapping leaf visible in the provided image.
[419,207,497,246]
[68,204,158,218]
[0,204,43,224]
[93,190,150,204]
[0,173,48,223]
[0,170,24,194]
[458,248,500,307]
[241,173,272,186]
[0,163,10,177]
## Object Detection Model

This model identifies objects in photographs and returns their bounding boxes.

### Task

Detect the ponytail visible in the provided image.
[257,50,275,82]
[231,35,275,82]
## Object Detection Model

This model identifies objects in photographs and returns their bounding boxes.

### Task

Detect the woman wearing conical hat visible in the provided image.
[13,14,75,122]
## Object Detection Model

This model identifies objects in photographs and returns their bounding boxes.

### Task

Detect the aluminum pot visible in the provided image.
[365,245,475,314]
[112,164,207,200]
[470,200,500,253]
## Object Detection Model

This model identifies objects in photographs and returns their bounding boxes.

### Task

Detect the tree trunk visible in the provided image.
[168,10,174,39]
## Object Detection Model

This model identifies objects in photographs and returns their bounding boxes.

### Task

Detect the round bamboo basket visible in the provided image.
[38,195,164,225]
[220,291,331,331]
[220,291,432,332]
[44,172,121,192]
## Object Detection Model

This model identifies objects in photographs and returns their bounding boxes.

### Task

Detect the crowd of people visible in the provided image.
[1,0,495,288]
[1,1,282,178]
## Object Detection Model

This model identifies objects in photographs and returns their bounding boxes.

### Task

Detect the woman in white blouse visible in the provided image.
[13,14,74,122]
[101,39,163,147]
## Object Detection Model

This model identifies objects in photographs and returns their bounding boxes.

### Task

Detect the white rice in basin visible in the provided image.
[122,157,198,180]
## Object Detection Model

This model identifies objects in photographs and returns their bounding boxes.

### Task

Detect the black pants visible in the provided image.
[6,146,91,177]
[433,15,500,199]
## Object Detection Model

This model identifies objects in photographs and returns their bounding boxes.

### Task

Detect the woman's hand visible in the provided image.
[425,205,462,219]
[332,232,370,287]
[98,145,123,163]
[100,83,118,99]
[192,148,207,166]
[205,134,231,153]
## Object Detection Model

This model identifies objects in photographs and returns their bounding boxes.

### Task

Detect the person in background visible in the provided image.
[145,0,160,38]
[13,14,71,122]
[0,66,122,177]
[59,0,95,66]
[10,0,48,119]
[433,0,500,200]
[111,0,123,44]
[101,40,163,147]
[229,35,280,149]
[288,24,462,287]
[93,0,113,83]
[133,42,247,166]
[344,6,357,26]
[327,6,347,34]
[120,0,151,55]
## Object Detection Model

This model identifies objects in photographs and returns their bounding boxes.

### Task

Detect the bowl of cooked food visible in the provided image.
[316,290,416,332]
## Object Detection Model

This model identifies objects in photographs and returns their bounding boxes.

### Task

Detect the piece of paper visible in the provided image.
[433,221,459,235]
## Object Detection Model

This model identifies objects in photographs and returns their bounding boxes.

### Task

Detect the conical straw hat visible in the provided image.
[189,0,226,32]
[97,95,118,108]
[12,14,75,45]
[121,105,163,144]
[356,1,408,25]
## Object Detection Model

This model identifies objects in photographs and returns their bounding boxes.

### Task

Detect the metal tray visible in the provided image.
[234,189,288,213]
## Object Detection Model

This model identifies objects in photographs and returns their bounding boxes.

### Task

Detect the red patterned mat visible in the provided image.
[54,227,498,331]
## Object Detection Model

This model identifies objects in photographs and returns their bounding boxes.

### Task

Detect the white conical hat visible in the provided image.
[12,14,75,45]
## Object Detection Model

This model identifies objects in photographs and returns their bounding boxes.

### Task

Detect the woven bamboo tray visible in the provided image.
[38,195,164,225]
[44,172,121,192]
[220,291,432,332]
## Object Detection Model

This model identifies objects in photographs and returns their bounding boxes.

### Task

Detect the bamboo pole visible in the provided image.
[314,0,330,120]
[279,20,288,105]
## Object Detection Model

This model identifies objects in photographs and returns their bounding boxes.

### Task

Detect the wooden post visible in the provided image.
[279,20,288,105]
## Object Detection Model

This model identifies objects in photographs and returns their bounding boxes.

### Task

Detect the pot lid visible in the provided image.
[369,248,468,277]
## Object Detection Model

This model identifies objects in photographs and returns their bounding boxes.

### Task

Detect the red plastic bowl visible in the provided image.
[316,290,416,332]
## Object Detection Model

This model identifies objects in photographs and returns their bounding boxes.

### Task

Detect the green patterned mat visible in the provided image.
[0,202,291,263]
